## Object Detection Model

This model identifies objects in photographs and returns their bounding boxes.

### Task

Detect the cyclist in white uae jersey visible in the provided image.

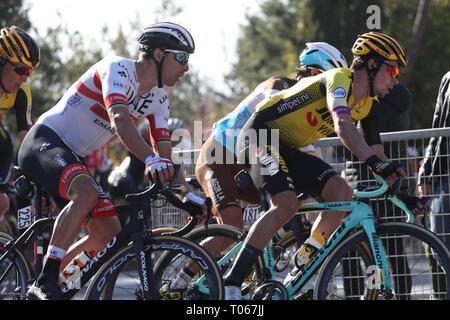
[36,56,171,157]
[19,22,205,300]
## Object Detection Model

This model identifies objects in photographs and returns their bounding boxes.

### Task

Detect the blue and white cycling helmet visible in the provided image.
[299,42,347,71]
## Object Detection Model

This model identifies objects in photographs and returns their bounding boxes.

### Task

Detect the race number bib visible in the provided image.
[17,205,33,229]
[243,206,261,222]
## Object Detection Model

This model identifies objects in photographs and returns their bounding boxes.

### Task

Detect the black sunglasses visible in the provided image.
[165,50,190,65]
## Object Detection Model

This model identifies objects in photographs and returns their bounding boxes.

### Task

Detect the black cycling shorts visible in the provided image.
[236,114,337,199]
[18,124,115,218]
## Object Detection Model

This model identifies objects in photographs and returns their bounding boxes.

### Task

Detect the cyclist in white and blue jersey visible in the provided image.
[159,42,348,299]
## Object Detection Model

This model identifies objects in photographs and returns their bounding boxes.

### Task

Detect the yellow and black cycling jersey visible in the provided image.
[0,82,32,132]
[255,68,380,148]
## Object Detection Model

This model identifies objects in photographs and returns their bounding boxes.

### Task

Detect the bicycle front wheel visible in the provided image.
[84,235,223,300]
[315,222,450,300]
[0,236,31,300]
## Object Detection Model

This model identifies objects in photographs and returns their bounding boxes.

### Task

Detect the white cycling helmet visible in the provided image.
[138,22,195,54]
[138,22,195,88]
[299,42,348,71]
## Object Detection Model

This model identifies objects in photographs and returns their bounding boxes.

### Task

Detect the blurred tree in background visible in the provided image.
[1,0,230,136]
[2,0,449,140]
[228,0,450,129]
[0,0,31,29]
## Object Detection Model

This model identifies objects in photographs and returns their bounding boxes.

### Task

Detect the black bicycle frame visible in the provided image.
[62,199,155,299]
[0,183,55,275]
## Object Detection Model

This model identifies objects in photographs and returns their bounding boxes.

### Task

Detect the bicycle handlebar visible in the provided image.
[354,174,425,223]
[353,174,389,198]
[124,165,213,235]
[0,183,16,194]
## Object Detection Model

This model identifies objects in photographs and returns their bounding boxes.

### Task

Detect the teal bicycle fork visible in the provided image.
[283,200,393,299]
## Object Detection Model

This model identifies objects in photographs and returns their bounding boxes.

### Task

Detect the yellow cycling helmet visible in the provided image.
[0,26,40,68]
[352,32,407,67]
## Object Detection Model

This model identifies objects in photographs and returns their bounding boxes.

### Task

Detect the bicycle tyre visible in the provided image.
[85,227,178,296]
[84,235,224,300]
[0,236,31,299]
[187,225,314,296]
[0,232,14,241]
[314,222,450,300]
[186,225,268,297]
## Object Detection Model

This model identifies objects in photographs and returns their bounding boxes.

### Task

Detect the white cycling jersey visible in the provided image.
[36,55,170,157]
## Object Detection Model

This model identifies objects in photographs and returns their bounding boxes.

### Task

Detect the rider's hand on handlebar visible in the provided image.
[183,192,208,222]
[145,155,175,186]
[365,155,406,186]
[398,193,425,216]
[409,198,425,216]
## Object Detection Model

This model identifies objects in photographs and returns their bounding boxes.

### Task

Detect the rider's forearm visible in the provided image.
[109,107,154,163]
[370,144,389,161]
[334,114,375,162]
[153,140,190,193]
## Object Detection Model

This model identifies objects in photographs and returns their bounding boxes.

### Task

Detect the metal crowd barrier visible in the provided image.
[147,127,450,299]
[151,128,450,249]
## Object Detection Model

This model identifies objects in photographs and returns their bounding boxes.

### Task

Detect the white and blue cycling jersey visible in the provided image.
[211,82,279,154]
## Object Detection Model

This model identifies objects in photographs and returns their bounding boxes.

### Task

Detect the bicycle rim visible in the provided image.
[0,238,30,300]
[184,224,267,299]
[315,222,450,300]
[85,235,223,300]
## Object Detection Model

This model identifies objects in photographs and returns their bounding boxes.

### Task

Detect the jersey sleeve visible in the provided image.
[146,90,170,147]
[360,99,382,146]
[324,69,352,115]
[13,84,33,131]
[147,114,170,147]
[100,62,129,110]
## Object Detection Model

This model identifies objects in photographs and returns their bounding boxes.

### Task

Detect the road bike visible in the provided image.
[0,169,224,300]
[166,172,450,300]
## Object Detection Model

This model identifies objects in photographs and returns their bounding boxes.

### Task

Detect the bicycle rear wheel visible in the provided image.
[85,235,223,300]
[0,236,31,300]
[314,222,450,300]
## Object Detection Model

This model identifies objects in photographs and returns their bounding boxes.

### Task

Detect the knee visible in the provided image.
[101,223,121,241]
[70,177,100,207]
[321,176,353,201]
[273,192,300,216]
[89,218,121,244]
[217,206,244,230]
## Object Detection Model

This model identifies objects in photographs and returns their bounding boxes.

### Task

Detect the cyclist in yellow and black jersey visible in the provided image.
[256,67,379,148]
[0,82,32,136]
[0,81,32,182]
[224,32,425,300]
[0,26,40,232]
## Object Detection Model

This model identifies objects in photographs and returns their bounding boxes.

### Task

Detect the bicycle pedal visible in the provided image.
[185,284,208,300]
